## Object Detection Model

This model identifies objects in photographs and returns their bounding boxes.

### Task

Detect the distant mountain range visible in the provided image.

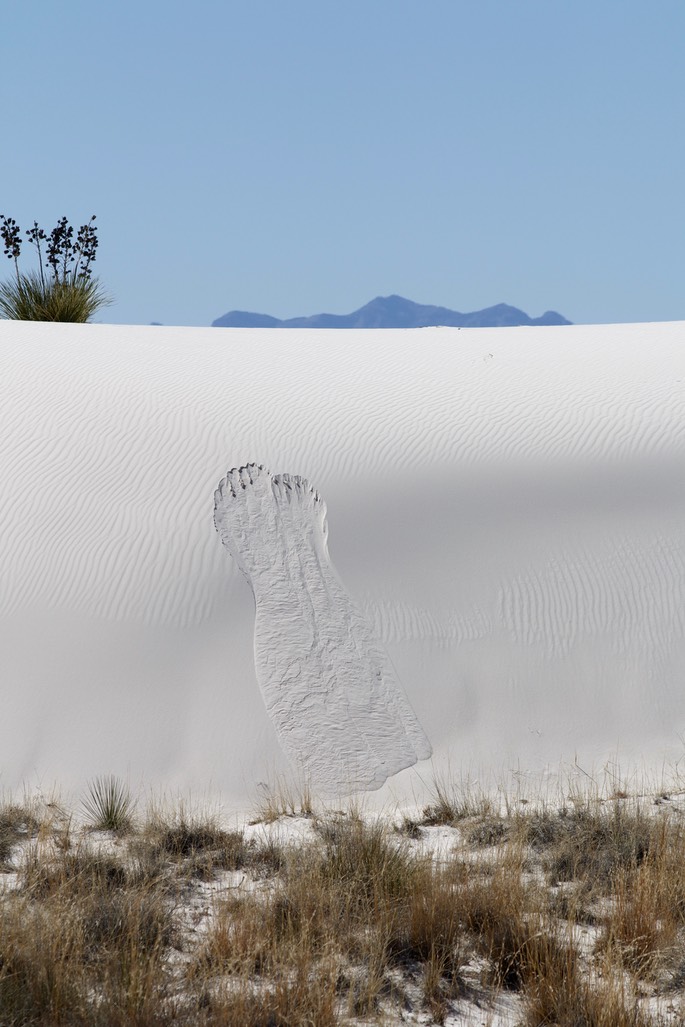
[211,294,572,329]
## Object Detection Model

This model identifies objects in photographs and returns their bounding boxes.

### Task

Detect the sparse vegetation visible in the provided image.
[82,775,135,832]
[251,779,315,823]
[0,801,39,868]
[522,799,654,891]
[1,785,683,1024]
[0,214,111,322]
[420,776,495,826]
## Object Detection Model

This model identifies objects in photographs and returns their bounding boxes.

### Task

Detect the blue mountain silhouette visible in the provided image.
[211,294,571,329]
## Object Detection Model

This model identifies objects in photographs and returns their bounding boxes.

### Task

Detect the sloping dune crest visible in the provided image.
[1,320,685,805]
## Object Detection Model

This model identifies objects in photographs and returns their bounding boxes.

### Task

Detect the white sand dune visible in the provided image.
[1,320,685,807]
[214,463,431,792]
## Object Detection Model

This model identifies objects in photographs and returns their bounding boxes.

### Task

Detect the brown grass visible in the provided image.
[520,799,653,892]
[0,801,39,868]
[1,788,683,1024]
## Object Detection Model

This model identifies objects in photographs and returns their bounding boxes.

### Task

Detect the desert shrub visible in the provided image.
[0,214,110,322]
[466,815,508,847]
[421,779,493,826]
[21,848,130,899]
[251,781,315,823]
[152,818,243,863]
[82,775,135,832]
[599,819,685,976]
[80,887,176,960]
[396,814,423,839]
[524,954,656,1027]
[386,863,464,991]
[5,843,179,1025]
[0,269,110,322]
[196,962,339,1027]
[138,811,279,881]
[453,851,551,989]
[196,817,423,984]
[194,895,275,976]
[0,898,85,1024]
[0,801,39,867]
[4,791,682,1026]
[523,801,653,891]
[316,814,421,907]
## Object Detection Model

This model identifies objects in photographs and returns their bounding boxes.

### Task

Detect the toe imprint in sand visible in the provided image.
[214,463,431,792]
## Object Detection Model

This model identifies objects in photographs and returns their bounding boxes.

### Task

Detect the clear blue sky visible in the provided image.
[4,1,685,326]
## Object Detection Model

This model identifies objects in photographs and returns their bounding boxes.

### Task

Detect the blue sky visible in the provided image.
[3,1,685,326]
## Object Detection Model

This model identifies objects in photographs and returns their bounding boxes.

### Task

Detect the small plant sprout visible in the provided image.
[81,775,135,832]
[0,214,110,322]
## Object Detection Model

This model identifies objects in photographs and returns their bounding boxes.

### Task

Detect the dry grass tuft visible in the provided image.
[520,799,654,892]
[20,847,130,898]
[316,813,421,905]
[0,801,39,868]
[3,784,685,1025]
[135,810,285,883]
[523,956,656,1027]
[197,961,340,1027]
[251,781,315,824]
[420,777,494,826]
[597,817,685,982]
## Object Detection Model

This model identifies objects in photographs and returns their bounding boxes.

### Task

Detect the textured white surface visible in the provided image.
[214,464,431,791]
[1,320,685,805]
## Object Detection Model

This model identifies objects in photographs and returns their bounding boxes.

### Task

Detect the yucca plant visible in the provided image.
[0,269,110,322]
[0,214,111,322]
[81,775,135,832]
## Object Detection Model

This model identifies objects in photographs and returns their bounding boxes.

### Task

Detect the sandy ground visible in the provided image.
[1,320,685,808]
